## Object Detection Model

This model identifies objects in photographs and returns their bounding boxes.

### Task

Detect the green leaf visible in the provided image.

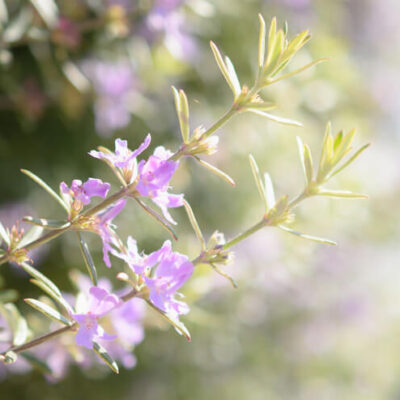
[17,225,43,249]
[21,352,52,374]
[183,200,206,250]
[134,198,178,241]
[30,279,73,315]
[264,173,276,211]
[317,190,368,199]
[23,217,70,230]
[296,137,313,185]
[263,58,328,87]
[258,14,266,69]
[21,169,69,213]
[20,262,61,298]
[330,143,370,178]
[249,155,268,211]
[93,341,119,374]
[195,157,235,187]
[0,220,10,246]
[267,17,277,54]
[76,232,98,286]
[265,29,284,75]
[25,298,71,325]
[210,263,237,289]
[245,101,276,111]
[210,41,238,98]
[29,0,58,28]
[278,225,337,245]
[3,7,32,44]
[248,109,302,127]
[1,303,29,346]
[172,86,190,143]
[224,56,241,98]
[146,300,191,341]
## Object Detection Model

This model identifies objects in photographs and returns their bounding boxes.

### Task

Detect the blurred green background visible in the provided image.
[1,0,400,398]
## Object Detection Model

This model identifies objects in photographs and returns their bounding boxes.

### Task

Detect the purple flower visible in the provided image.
[115,236,146,274]
[72,286,122,349]
[89,134,151,173]
[145,240,193,317]
[82,60,136,136]
[73,274,145,369]
[88,199,126,267]
[136,146,184,224]
[60,178,110,207]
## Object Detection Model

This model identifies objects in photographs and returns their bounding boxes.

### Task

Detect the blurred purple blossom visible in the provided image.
[82,61,136,136]
[72,286,122,349]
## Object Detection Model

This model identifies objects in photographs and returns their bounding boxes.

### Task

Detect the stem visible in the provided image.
[288,190,311,209]
[0,288,141,358]
[202,106,236,139]
[0,187,130,267]
[1,324,77,356]
[223,219,267,250]
[82,187,128,218]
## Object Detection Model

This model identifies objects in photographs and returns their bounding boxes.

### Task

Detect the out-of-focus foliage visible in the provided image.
[0,0,399,399]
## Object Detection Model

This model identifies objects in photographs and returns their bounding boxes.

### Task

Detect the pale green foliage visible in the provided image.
[297,123,370,198]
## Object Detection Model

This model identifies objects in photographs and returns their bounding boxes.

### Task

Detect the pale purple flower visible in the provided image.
[82,60,136,136]
[72,286,122,349]
[144,240,193,317]
[89,134,151,173]
[60,178,110,206]
[115,236,146,274]
[136,146,184,224]
[73,274,145,369]
[95,199,126,267]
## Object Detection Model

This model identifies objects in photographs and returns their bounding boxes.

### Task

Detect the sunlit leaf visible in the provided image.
[0,303,29,346]
[210,263,237,289]
[17,225,43,249]
[183,200,206,250]
[210,41,238,98]
[195,157,235,186]
[21,169,69,212]
[317,190,368,199]
[330,143,370,178]
[133,197,177,240]
[30,279,73,315]
[224,56,241,98]
[23,217,70,230]
[76,232,98,286]
[296,137,313,185]
[264,173,276,211]
[0,220,10,246]
[248,109,302,127]
[278,225,336,245]
[93,341,119,374]
[257,14,266,69]
[249,155,268,211]
[146,300,191,341]
[172,86,190,143]
[25,298,71,325]
[20,262,61,298]
[29,0,58,28]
